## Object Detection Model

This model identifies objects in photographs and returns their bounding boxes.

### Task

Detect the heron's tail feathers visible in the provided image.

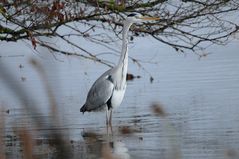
[80,104,87,114]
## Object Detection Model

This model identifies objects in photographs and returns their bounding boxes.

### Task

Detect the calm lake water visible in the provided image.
[0,38,239,159]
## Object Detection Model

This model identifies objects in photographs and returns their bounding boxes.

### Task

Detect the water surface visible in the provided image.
[0,39,239,159]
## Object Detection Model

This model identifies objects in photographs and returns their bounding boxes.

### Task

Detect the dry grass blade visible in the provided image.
[1,60,71,158]
[102,144,118,159]
[0,62,43,128]
[31,59,71,159]
[30,59,58,119]
[18,128,36,159]
[0,107,6,159]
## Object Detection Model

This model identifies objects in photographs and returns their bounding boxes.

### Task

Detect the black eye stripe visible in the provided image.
[127,13,137,17]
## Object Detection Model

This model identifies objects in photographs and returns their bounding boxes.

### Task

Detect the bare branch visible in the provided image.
[0,0,239,65]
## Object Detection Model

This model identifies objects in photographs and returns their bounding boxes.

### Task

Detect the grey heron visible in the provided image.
[80,13,160,125]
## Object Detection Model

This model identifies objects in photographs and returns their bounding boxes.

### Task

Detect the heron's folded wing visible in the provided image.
[85,75,114,110]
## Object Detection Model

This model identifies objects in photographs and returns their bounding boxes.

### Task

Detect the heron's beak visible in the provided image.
[140,16,160,21]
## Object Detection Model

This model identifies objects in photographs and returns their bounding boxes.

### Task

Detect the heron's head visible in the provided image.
[125,13,160,23]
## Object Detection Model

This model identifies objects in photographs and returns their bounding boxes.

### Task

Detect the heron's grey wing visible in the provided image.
[85,75,114,111]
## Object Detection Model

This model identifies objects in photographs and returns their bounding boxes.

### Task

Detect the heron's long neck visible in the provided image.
[116,22,132,84]
[118,22,131,66]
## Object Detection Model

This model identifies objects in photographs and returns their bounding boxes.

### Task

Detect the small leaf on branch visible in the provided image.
[31,37,37,50]
[27,31,37,49]
[58,13,64,22]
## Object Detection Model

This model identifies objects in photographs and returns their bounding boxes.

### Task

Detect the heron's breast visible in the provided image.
[111,86,126,109]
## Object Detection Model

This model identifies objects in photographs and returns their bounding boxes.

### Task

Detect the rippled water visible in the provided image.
[0,39,239,159]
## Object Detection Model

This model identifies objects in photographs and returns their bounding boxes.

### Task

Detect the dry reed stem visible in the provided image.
[18,128,36,159]
[102,144,119,159]
[0,107,6,159]
[30,59,71,159]
[30,59,59,121]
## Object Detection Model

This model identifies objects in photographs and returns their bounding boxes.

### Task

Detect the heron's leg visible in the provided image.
[106,108,109,125]
[109,109,113,125]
